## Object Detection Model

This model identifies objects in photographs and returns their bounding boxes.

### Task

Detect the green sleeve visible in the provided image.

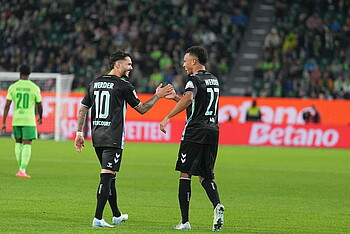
[35,86,42,103]
[6,85,14,100]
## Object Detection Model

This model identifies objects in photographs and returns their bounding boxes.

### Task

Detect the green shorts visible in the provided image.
[13,126,38,140]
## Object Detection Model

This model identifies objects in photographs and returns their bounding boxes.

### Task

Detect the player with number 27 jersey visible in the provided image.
[182,70,219,145]
[81,75,141,149]
[159,46,224,231]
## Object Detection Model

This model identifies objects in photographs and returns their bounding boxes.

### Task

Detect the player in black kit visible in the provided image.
[74,50,173,228]
[160,46,225,232]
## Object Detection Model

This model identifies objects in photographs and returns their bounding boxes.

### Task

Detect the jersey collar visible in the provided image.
[192,70,207,75]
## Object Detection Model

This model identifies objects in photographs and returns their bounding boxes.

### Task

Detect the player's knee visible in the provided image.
[180,172,191,179]
[200,178,214,185]
[101,169,115,174]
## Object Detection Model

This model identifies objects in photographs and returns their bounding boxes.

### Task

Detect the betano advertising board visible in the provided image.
[1,91,350,148]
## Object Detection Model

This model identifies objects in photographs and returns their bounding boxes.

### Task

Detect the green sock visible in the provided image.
[21,144,32,170]
[15,143,23,168]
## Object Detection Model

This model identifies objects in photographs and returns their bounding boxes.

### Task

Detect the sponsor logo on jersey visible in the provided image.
[185,81,194,89]
[92,121,111,126]
[15,87,31,91]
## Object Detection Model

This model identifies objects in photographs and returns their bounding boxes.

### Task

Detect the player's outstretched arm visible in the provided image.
[75,106,88,152]
[160,92,193,134]
[1,100,11,133]
[135,83,173,114]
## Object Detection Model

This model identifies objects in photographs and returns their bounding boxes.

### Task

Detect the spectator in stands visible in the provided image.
[264,27,282,55]
[159,52,173,70]
[0,1,253,94]
[342,17,350,35]
[244,86,254,97]
[253,0,350,99]
[259,82,272,97]
[149,68,164,90]
[310,65,322,83]
[306,12,324,32]
[163,67,176,85]
[272,79,282,97]
[330,19,341,31]
[230,8,248,30]
[311,35,322,58]
[304,58,317,72]
[282,31,298,55]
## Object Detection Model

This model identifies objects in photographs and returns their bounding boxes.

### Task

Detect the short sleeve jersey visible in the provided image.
[6,79,42,126]
[81,75,141,149]
[181,70,220,145]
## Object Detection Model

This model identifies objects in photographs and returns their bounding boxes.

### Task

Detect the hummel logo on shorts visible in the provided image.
[181,153,187,163]
[114,153,120,163]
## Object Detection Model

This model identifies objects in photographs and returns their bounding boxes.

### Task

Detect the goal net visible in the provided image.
[0,72,74,141]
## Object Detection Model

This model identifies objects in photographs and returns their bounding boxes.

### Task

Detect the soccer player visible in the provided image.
[2,64,43,178]
[74,50,173,228]
[160,46,225,232]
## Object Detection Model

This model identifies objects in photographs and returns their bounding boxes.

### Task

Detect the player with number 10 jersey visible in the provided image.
[81,75,140,149]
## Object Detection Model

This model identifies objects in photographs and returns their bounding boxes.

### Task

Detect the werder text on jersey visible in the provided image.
[94,82,114,89]
[204,79,219,86]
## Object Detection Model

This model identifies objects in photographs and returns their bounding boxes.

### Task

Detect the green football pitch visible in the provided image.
[0,138,349,233]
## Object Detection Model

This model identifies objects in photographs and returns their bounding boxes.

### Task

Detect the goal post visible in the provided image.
[0,72,74,141]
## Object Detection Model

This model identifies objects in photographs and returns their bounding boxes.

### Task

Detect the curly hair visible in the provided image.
[185,46,208,65]
[109,50,132,70]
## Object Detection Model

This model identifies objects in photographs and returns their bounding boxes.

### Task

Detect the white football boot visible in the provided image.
[92,218,114,227]
[213,204,225,232]
[174,221,191,230]
[112,213,129,225]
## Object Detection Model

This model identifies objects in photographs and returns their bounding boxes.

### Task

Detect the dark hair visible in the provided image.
[252,100,257,106]
[302,111,311,120]
[109,50,131,70]
[19,64,31,76]
[186,46,208,65]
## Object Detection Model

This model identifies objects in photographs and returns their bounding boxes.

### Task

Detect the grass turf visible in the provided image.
[0,138,349,233]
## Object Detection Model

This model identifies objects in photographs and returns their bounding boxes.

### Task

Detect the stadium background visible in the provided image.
[1,0,350,148]
[1,1,350,233]
[1,0,349,98]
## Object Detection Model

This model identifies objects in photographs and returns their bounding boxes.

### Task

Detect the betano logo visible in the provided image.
[218,101,314,124]
[249,123,339,147]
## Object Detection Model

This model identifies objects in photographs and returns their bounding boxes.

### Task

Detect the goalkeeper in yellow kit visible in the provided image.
[2,64,43,178]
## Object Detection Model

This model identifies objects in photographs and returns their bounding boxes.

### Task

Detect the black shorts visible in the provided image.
[175,141,218,180]
[94,147,123,172]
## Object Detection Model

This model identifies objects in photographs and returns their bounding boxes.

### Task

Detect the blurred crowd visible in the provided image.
[250,0,350,99]
[0,0,252,93]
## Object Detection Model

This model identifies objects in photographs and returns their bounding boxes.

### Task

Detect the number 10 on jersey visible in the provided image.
[94,91,110,118]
